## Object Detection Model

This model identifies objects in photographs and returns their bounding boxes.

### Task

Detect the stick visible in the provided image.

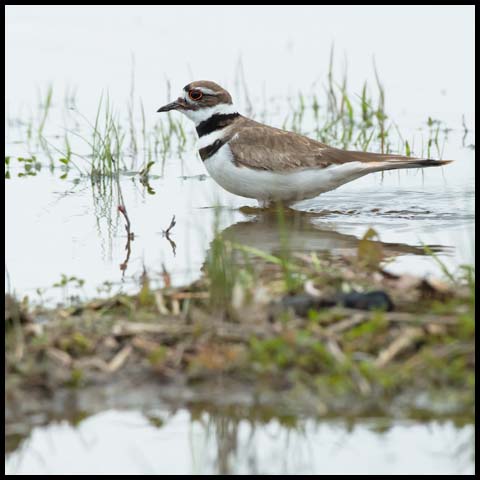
[374,327,424,368]
[118,205,134,273]
[162,215,177,256]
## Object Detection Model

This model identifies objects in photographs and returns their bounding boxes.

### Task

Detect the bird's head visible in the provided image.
[157,80,237,125]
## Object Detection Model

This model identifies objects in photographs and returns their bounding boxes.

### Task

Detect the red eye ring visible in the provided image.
[189,90,203,101]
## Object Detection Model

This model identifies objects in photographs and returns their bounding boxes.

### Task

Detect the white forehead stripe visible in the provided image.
[196,87,218,95]
[184,86,218,96]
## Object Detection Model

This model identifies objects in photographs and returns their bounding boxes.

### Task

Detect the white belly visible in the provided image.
[204,144,369,203]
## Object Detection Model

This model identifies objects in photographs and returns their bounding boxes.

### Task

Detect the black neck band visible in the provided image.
[196,113,239,137]
[199,139,226,161]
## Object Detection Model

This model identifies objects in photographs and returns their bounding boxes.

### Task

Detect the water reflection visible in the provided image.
[5,403,474,475]
[220,208,449,260]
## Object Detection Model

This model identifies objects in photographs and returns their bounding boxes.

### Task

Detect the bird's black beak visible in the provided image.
[157,98,184,113]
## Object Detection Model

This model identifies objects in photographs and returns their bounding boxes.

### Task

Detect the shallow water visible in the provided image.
[5,409,474,475]
[5,5,475,475]
[5,138,475,304]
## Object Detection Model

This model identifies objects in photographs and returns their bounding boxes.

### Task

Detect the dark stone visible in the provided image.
[334,291,394,312]
[279,290,394,317]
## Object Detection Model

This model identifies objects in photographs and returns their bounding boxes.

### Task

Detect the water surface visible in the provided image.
[5,408,474,475]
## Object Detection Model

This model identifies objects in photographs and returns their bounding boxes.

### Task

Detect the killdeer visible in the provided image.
[157,81,452,207]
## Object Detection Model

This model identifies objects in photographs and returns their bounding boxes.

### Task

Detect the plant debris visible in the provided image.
[5,248,474,426]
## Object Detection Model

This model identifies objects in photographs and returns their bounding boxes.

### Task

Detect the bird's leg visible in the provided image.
[258,199,272,209]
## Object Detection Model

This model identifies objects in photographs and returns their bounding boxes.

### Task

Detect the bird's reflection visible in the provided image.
[217,207,448,260]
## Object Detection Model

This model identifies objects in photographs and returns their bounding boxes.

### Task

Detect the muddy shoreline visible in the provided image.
[6,248,475,455]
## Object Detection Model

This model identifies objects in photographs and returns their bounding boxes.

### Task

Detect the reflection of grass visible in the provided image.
[205,206,240,309]
[37,84,53,139]
[276,202,302,292]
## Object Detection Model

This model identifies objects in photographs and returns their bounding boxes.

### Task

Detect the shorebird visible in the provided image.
[157,81,452,207]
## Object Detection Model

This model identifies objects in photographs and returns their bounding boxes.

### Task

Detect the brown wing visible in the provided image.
[228,118,451,172]
[228,120,333,171]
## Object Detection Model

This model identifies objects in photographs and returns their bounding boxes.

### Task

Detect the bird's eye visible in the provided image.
[189,90,203,101]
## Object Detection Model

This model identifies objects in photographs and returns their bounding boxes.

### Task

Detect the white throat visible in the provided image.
[182,103,238,126]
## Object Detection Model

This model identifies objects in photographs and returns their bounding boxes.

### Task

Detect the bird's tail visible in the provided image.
[372,157,453,172]
[339,149,453,172]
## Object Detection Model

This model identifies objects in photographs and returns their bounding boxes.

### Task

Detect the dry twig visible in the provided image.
[375,327,424,368]
[162,215,177,256]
